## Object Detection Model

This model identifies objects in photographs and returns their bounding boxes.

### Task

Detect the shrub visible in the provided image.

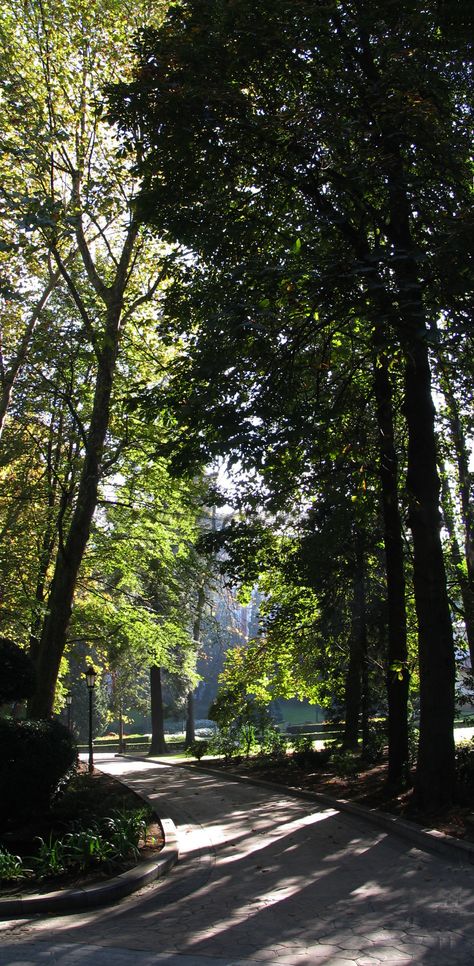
[185,738,210,760]
[407,722,419,765]
[455,738,474,784]
[0,847,28,883]
[209,726,243,761]
[361,726,386,765]
[258,726,287,762]
[0,718,77,825]
[98,807,149,860]
[331,748,359,777]
[0,638,35,704]
[291,736,331,769]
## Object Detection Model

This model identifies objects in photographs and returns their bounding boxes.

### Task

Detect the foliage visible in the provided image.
[185,738,210,760]
[290,739,331,771]
[0,638,35,703]
[209,726,244,762]
[3,806,151,882]
[0,848,28,883]
[455,739,474,785]
[0,718,77,823]
[98,807,150,861]
[109,0,474,806]
[407,723,420,767]
[330,748,360,779]
[361,726,387,766]
[257,725,287,763]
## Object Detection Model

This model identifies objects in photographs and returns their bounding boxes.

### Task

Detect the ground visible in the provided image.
[200,752,474,843]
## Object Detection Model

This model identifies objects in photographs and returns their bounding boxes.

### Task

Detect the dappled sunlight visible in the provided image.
[4,759,472,966]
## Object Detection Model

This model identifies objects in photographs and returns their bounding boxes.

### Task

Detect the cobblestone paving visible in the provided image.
[0,755,473,966]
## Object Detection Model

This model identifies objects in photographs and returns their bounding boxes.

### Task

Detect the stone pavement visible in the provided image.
[0,754,473,966]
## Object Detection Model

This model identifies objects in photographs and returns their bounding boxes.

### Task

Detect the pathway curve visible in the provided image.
[0,754,473,966]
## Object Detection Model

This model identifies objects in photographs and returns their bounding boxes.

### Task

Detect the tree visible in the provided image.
[0,0,172,717]
[111,0,473,807]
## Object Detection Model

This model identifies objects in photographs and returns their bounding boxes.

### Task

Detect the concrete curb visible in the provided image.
[0,816,179,919]
[166,758,474,866]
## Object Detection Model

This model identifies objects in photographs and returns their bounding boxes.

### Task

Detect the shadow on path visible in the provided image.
[1,757,473,966]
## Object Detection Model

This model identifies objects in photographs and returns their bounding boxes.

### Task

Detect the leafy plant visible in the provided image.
[291,736,331,770]
[407,723,419,766]
[0,718,77,825]
[0,848,29,882]
[210,726,243,762]
[258,726,287,762]
[185,738,210,760]
[361,727,386,765]
[331,748,359,778]
[455,739,474,784]
[29,834,69,879]
[99,808,149,860]
[61,830,114,871]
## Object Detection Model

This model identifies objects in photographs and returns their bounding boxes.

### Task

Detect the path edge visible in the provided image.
[0,815,178,919]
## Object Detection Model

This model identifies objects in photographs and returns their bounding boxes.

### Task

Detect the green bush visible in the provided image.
[291,736,331,769]
[185,738,210,760]
[331,748,359,777]
[209,726,243,761]
[455,738,474,784]
[361,727,386,765]
[258,725,287,761]
[98,807,149,860]
[3,806,152,884]
[0,847,28,883]
[0,638,35,704]
[0,718,77,825]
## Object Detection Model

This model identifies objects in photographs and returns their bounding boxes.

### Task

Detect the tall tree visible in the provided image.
[111,0,473,806]
[0,0,172,716]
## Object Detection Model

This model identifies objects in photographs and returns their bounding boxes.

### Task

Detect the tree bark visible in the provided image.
[372,332,410,786]
[185,691,195,747]
[348,8,456,808]
[440,466,474,665]
[439,374,474,669]
[29,299,123,718]
[401,302,455,807]
[149,665,167,755]
[185,584,206,749]
[343,535,366,750]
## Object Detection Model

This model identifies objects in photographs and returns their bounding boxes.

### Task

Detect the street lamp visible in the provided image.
[85,666,97,774]
[65,692,72,733]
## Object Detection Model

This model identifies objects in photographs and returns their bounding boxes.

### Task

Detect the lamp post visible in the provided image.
[65,692,72,733]
[85,666,97,774]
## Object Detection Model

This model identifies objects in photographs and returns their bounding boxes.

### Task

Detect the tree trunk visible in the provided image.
[440,467,474,664]
[439,375,474,670]
[118,697,125,753]
[149,665,167,755]
[185,692,195,747]
[185,585,205,749]
[342,536,366,750]
[401,306,455,807]
[372,332,410,786]
[29,301,122,718]
[348,11,456,808]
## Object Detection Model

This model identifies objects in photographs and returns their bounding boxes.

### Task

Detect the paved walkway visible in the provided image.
[0,754,473,966]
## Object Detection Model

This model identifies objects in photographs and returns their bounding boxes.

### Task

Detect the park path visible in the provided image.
[0,754,473,966]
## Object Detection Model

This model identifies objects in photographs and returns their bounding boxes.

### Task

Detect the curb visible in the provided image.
[0,816,179,919]
[160,758,474,866]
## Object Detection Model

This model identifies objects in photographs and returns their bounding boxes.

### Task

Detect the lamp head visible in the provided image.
[85,666,97,689]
